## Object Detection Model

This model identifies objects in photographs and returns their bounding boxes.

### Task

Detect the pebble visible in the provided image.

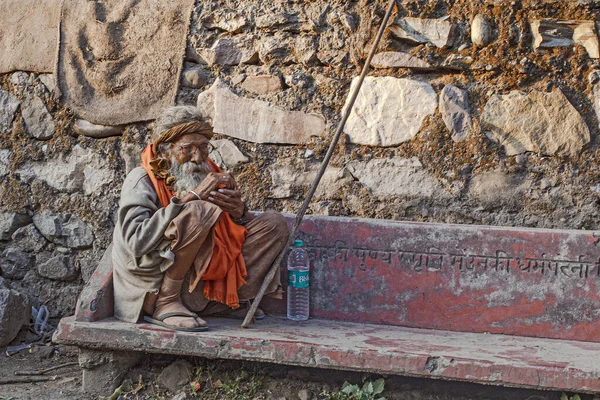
[297,389,311,400]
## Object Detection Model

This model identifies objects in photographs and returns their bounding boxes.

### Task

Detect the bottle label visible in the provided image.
[288,270,309,288]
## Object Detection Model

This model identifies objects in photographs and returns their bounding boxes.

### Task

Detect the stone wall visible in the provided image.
[2,0,600,318]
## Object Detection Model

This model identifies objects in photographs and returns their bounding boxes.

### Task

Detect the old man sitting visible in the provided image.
[112,106,287,331]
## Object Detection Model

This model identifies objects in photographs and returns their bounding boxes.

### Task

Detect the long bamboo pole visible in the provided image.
[242,0,398,328]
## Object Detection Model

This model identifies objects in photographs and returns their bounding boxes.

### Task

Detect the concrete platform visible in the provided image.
[54,315,600,394]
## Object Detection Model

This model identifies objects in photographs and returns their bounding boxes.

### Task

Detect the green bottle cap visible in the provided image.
[293,239,303,247]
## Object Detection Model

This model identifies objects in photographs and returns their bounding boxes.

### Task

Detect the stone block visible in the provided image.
[32,211,94,249]
[17,144,117,195]
[197,78,325,144]
[21,94,55,140]
[55,316,600,394]
[241,74,283,95]
[0,288,30,347]
[440,84,473,142]
[200,37,258,66]
[204,12,247,33]
[181,67,209,89]
[272,215,600,342]
[0,247,34,279]
[482,89,590,156]
[210,139,249,168]
[389,17,459,48]
[347,158,448,199]
[0,90,20,132]
[0,212,32,240]
[158,360,193,393]
[79,348,141,396]
[268,158,351,199]
[531,19,599,58]
[11,223,48,252]
[342,76,437,146]
[0,149,10,177]
[471,14,495,47]
[371,52,433,70]
[37,255,78,281]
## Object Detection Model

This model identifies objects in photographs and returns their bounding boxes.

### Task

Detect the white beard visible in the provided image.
[169,156,211,197]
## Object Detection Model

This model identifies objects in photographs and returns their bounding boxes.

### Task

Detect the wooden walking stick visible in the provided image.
[242,0,398,328]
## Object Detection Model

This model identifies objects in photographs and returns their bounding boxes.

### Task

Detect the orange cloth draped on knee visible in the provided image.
[141,144,248,309]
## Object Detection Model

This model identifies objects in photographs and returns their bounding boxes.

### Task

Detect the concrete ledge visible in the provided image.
[54,316,600,394]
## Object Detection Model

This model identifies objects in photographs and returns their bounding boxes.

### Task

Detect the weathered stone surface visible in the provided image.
[481,89,591,156]
[294,35,319,65]
[38,74,56,94]
[371,52,433,70]
[471,15,495,47]
[0,0,60,74]
[170,393,187,400]
[440,85,473,142]
[0,90,20,132]
[197,78,325,144]
[531,19,599,58]
[0,288,30,347]
[120,142,146,175]
[241,74,283,94]
[76,248,104,283]
[181,67,209,89]
[469,170,531,206]
[259,34,293,63]
[0,212,32,240]
[200,37,258,66]
[0,248,34,279]
[21,95,55,140]
[56,314,600,394]
[268,158,352,199]
[441,54,474,70]
[33,211,94,249]
[340,13,358,32]
[73,119,123,139]
[205,13,247,33]
[0,149,10,177]
[210,139,249,168]
[38,255,78,282]
[347,158,447,199]
[590,70,600,128]
[9,71,29,87]
[342,76,437,146]
[284,71,313,89]
[17,145,116,195]
[256,12,298,30]
[80,349,141,395]
[158,360,193,393]
[11,224,48,252]
[389,17,458,48]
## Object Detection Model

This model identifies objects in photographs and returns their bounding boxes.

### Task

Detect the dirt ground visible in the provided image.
[0,341,595,400]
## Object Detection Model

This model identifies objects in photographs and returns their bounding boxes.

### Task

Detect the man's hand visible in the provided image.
[207,188,246,219]
[192,172,221,199]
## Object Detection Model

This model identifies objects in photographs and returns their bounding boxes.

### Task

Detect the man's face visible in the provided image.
[170,133,212,167]
[169,133,213,195]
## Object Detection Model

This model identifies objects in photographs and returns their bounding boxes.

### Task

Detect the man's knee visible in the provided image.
[258,211,289,237]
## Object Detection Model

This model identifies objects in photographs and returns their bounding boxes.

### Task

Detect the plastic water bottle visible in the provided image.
[287,239,310,321]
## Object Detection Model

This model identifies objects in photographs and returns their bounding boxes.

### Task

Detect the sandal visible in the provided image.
[143,311,209,332]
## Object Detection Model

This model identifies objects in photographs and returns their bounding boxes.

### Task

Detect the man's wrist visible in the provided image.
[231,203,251,225]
